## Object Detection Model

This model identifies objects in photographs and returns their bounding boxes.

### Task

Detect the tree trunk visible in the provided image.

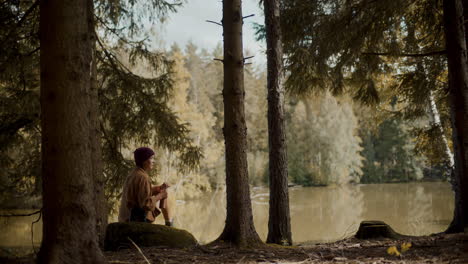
[216,0,262,246]
[428,91,455,170]
[38,0,105,262]
[88,0,107,247]
[443,0,468,233]
[264,0,292,246]
[464,0,468,45]
[407,21,455,177]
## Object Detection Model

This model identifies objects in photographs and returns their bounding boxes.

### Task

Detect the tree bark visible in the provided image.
[443,0,468,233]
[428,91,455,170]
[216,0,262,246]
[38,0,105,262]
[88,0,107,248]
[264,0,292,245]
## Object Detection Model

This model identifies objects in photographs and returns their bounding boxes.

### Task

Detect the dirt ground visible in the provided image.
[105,232,468,264]
[2,232,467,263]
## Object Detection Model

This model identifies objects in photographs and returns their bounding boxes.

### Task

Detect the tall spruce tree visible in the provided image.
[38,0,104,262]
[263,0,292,246]
[443,0,468,233]
[216,0,262,246]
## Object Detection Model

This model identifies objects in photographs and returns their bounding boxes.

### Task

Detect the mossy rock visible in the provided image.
[355,220,403,239]
[104,222,197,251]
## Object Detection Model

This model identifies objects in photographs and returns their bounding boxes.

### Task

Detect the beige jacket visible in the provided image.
[118,168,163,223]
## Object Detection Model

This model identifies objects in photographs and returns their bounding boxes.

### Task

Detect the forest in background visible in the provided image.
[0,0,454,207]
[158,42,449,199]
[0,40,451,205]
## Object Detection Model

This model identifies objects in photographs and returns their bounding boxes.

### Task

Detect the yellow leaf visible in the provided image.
[387,246,401,256]
[401,242,412,253]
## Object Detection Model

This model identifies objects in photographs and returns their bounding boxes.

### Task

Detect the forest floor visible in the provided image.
[3,232,467,263]
[104,232,468,264]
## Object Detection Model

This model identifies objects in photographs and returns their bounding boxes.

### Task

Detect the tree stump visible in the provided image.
[355,220,402,239]
[104,222,198,251]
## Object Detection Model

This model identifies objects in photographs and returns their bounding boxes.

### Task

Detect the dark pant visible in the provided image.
[130,207,151,223]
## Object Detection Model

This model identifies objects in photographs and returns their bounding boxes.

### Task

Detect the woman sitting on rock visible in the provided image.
[118,147,174,226]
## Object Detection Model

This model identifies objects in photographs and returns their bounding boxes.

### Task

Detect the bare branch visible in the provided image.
[362,50,446,57]
[95,34,135,75]
[0,210,41,217]
[213,58,224,63]
[206,20,222,26]
[128,237,151,264]
[243,14,255,19]
[27,46,40,56]
[243,56,255,61]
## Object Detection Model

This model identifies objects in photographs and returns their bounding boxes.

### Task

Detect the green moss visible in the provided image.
[104,222,198,251]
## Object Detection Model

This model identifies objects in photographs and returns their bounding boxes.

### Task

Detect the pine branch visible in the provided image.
[95,34,134,76]
[362,50,446,57]
[3,0,39,42]
[95,15,148,46]
[26,46,40,56]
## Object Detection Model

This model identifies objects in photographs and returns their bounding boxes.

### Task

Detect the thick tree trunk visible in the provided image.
[464,0,468,44]
[217,0,262,246]
[264,0,292,246]
[443,0,468,233]
[88,0,107,247]
[38,0,105,262]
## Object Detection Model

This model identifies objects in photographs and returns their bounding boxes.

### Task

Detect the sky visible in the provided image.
[158,0,266,66]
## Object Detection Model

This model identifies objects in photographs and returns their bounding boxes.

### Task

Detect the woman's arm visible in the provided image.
[152,183,170,195]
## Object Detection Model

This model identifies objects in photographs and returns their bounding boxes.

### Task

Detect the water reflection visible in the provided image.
[0,210,42,247]
[0,182,454,248]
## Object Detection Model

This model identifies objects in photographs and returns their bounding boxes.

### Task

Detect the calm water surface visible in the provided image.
[0,182,454,248]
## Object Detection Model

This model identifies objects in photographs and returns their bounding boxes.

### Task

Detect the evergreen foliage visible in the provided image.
[279,0,452,171]
[0,0,201,204]
[360,117,424,183]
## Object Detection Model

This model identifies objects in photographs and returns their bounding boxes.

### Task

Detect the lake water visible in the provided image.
[0,182,454,250]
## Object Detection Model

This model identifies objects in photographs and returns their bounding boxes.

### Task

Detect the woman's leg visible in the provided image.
[160,189,174,225]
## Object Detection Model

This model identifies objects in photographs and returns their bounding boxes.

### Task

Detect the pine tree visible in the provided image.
[263,0,292,245]
[216,0,262,246]
[443,0,468,233]
[38,0,104,262]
